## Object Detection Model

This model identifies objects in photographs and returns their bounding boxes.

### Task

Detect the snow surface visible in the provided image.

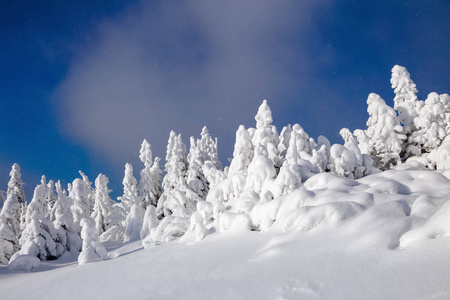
[1,168,450,299]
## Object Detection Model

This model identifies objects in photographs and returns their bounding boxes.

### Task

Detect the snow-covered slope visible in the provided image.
[1,168,450,300]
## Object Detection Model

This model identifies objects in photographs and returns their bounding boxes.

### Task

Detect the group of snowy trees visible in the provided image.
[1,65,449,266]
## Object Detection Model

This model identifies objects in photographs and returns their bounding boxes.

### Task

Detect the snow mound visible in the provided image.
[8,254,40,272]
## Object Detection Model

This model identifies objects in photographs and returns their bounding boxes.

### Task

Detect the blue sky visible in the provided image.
[1,0,449,199]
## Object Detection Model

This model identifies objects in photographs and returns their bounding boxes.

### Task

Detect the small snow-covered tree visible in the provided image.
[46,180,57,221]
[228,125,254,177]
[124,203,145,243]
[245,145,276,201]
[91,174,112,235]
[7,163,26,232]
[78,217,108,264]
[140,205,159,240]
[119,163,139,213]
[366,93,406,169]
[148,157,163,205]
[157,131,197,219]
[412,92,447,153]
[391,65,419,133]
[17,183,65,260]
[79,171,95,215]
[186,127,222,199]
[0,194,21,264]
[251,100,280,168]
[52,181,81,252]
[70,178,90,228]
[139,139,160,208]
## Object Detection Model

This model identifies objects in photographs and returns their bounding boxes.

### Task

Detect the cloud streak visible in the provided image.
[54,0,329,180]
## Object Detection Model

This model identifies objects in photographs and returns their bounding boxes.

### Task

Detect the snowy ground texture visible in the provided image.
[1,168,450,300]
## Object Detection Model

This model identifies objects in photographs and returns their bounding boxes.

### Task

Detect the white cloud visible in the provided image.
[54,0,328,177]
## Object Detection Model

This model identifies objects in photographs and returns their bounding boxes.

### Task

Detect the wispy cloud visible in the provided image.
[54,1,329,177]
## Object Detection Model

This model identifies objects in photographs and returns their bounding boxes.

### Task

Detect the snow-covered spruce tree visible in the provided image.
[365,93,406,170]
[412,92,447,153]
[205,125,253,204]
[391,65,421,158]
[157,131,197,219]
[140,205,159,240]
[292,124,314,161]
[148,157,163,204]
[340,128,376,178]
[70,178,91,229]
[228,125,254,177]
[0,194,21,264]
[46,180,57,221]
[245,144,277,202]
[91,174,112,235]
[79,171,95,215]
[251,100,281,168]
[118,163,145,242]
[272,131,304,197]
[78,217,108,265]
[15,182,65,261]
[138,139,161,208]
[119,163,139,213]
[7,163,26,232]
[52,181,81,252]
[278,124,292,158]
[123,203,145,243]
[186,126,222,200]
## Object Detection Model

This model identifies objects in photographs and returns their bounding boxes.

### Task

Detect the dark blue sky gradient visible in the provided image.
[0,1,448,199]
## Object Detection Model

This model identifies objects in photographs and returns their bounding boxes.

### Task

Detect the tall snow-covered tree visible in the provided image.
[0,194,21,264]
[91,174,112,235]
[365,93,406,169]
[7,163,26,232]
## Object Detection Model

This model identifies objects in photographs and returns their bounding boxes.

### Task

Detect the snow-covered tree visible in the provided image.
[157,131,197,219]
[148,157,163,205]
[78,217,108,264]
[251,100,280,168]
[79,171,95,215]
[0,194,21,264]
[245,145,276,201]
[365,93,406,169]
[52,181,81,252]
[70,178,90,228]
[46,180,57,221]
[119,163,139,213]
[17,183,65,260]
[139,139,160,208]
[391,65,419,133]
[7,163,26,232]
[124,203,145,243]
[412,92,447,153]
[140,205,159,240]
[99,203,127,242]
[228,125,254,177]
[91,174,112,235]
